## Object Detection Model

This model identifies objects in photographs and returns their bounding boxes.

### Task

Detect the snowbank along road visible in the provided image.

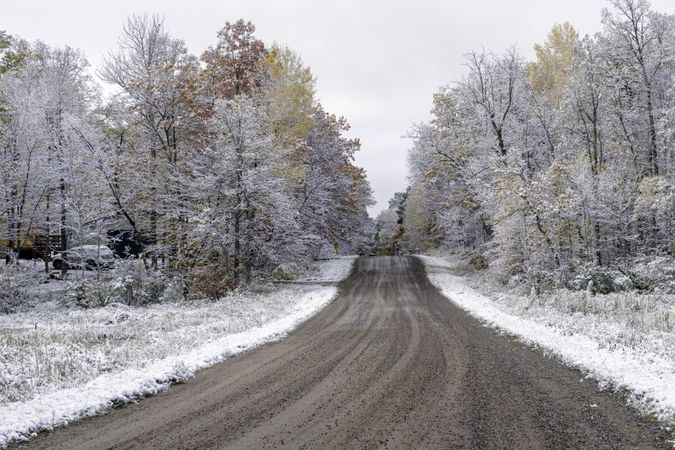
[17,256,671,449]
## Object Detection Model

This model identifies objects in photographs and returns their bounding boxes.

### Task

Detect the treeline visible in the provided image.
[379,0,674,291]
[0,17,373,297]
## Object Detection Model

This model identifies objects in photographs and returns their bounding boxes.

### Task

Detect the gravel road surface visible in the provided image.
[19,256,671,449]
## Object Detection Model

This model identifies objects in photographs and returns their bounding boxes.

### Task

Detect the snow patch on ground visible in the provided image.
[297,256,357,282]
[419,255,675,424]
[0,257,355,447]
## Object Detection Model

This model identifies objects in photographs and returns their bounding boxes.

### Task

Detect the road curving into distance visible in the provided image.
[18,256,671,449]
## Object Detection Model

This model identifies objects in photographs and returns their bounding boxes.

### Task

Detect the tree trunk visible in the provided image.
[60,178,68,276]
[233,207,241,288]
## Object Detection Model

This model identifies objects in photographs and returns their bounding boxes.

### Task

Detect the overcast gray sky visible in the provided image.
[4,0,673,215]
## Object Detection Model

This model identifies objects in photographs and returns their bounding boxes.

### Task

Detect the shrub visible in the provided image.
[0,264,25,313]
[110,259,171,306]
[0,262,47,313]
[271,263,302,281]
[570,263,632,294]
[468,253,488,270]
[190,264,233,300]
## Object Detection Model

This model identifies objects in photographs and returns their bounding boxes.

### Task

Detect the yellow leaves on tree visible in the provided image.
[526,23,579,104]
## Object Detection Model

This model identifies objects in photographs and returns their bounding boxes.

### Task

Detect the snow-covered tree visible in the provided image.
[1,18,374,299]
[1,40,99,272]
[403,0,675,290]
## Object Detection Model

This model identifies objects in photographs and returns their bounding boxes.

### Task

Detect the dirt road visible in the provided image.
[20,256,670,449]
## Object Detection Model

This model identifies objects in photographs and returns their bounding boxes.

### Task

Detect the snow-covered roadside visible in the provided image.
[0,257,355,448]
[297,256,357,282]
[419,255,675,425]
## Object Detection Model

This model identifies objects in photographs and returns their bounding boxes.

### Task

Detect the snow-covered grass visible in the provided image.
[0,257,355,448]
[420,255,675,425]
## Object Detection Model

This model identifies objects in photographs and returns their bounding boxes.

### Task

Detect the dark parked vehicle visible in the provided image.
[52,245,116,270]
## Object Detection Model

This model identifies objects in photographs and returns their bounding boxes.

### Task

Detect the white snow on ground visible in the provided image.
[419,255,675,425]
[297,256,357,282]
[0,257,355,448]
